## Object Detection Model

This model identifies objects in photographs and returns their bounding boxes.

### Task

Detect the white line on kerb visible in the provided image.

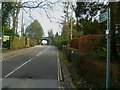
[4,59,31,78]
[57,50,60,81]
[57,50,62,82]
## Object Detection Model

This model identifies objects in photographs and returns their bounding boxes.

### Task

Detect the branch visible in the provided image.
[42,8,52,22]
[21,1,53,10]
[22,8,35,20]
[21,1,61,23]
[22,8,27,13]
[50,16,65,24]
[21,1,44,8]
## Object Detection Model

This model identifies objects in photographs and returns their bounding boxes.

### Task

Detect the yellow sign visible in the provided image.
[3,36,7,42]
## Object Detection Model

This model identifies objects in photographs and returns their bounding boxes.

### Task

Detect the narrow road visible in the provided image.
[1,45,61,89]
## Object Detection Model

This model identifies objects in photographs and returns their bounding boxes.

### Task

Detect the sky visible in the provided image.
[17,1,65,37]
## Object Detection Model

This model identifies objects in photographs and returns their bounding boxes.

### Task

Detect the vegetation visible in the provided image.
[1,1,120,88]
[2,2,22,35]
[55,1,120,89]
[70,34,103,52]
[25,20,43,46]
[0,8,2,47]
[48,30,54,38]
[2,1,54,49]
[53,36,69,49]
[74,1,120,59]
[62,48,120,88]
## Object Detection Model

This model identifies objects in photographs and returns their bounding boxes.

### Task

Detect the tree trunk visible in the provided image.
[76,17,79,31]
[12,2,22,35]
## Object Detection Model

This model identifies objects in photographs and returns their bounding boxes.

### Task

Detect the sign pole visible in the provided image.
[106,7,111,89]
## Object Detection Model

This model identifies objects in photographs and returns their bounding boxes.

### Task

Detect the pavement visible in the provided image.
[1,45,43,60]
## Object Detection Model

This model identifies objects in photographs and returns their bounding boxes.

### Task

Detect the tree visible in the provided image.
[25,20,43,45]
[0,8,2,45]
[109,2,119,59]
[55,32,59,37]
[12,2,22,34]
[47,30,54,45]
[80,18,101,35]
[0,9,1,30]
[2,2,22,35]
[61,21,70,40]
[61,18,81,40]
[75,2,106,33]
[48,30,54,38]
[2,2,14,35]
[75,1,120,59]
[2,1,55,36]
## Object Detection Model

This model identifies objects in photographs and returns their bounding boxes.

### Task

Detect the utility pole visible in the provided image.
[106,7,111,89]
[21,9,24,36]
[68,0,73,40]
[98,5,111,89]
[70,0,73,40]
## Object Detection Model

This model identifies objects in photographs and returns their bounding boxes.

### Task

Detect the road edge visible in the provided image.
[57,49,76,89]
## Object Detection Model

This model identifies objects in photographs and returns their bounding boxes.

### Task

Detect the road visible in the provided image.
[1,45,62,89]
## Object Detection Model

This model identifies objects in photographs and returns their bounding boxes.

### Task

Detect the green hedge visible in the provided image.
[53,36,69,49]
[64,48,120,88]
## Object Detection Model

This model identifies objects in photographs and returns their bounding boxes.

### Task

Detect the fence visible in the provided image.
[10,36,29,49]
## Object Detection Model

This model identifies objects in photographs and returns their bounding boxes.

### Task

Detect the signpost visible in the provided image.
[98,11,108,23]
[3,35,10,42]
[99,8,111,89]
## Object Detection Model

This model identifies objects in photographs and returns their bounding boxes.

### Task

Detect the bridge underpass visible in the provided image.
[41,37,52,45]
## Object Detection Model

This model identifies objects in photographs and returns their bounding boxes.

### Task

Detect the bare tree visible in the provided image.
[3,0,59,34]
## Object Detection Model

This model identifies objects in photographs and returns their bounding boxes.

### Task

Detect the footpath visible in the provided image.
[1,45,42,61]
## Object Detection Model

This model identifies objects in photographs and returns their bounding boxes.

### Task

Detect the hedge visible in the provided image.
[70,34,103,52]
[64,48,120,88]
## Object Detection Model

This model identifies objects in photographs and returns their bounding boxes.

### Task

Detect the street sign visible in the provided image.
[98,8,111,89]
[3,35,10,42]
[98,11,108,23]
[6,36,10,40]
[3,36,7,42]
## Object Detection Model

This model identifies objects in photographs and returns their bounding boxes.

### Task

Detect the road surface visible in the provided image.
[1,45,62,89]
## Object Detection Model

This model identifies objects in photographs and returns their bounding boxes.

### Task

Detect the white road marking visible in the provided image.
[4,46,50,78]
[36,46,50,56]
[4,59,31,78]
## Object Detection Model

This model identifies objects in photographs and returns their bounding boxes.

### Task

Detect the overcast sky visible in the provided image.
[17,1,65,37]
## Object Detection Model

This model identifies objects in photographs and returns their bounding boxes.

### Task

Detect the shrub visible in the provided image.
[53,36,69,49]
[70,38,79,49]
[64,48,120,88]
[78,34,102,52]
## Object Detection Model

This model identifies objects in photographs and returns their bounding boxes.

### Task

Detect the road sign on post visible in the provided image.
[106,8,111,89]
[99,8,111,89]
[98,11,108,23]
